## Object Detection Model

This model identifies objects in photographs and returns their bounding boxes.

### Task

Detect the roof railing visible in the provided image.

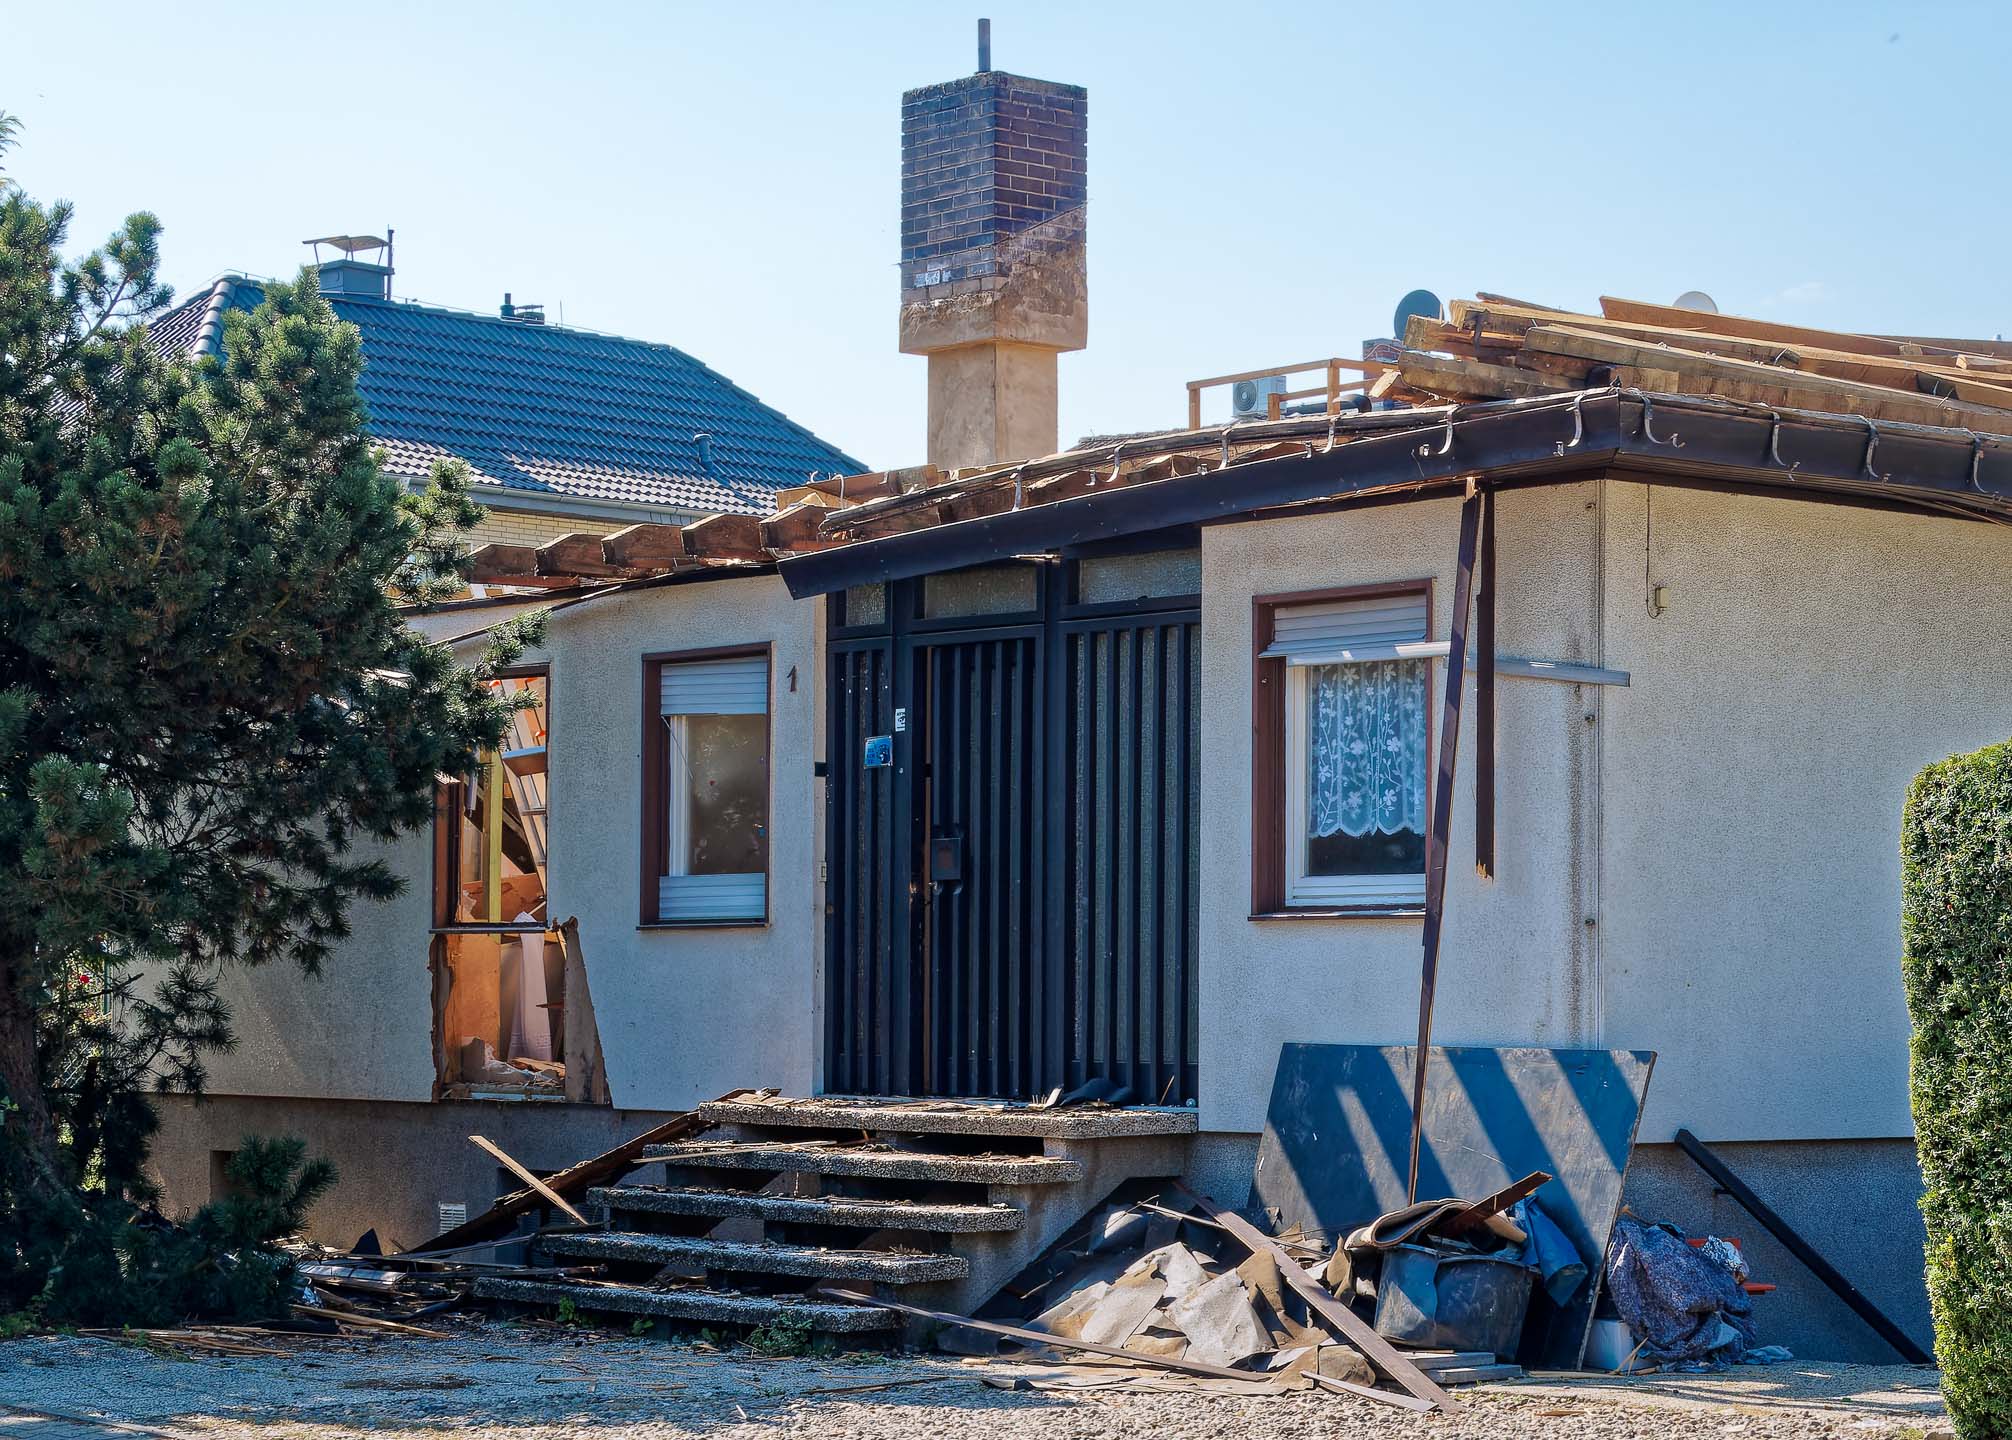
[1184,355,1402,430]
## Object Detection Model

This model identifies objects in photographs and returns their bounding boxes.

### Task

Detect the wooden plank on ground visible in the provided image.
[1170,1186,1460,1414]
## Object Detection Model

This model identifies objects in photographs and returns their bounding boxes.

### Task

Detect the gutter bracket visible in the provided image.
[1859,416,1886,481]
[1640,394,1683,449]
[1766,411,1799,472]
[1555,392,1586,456]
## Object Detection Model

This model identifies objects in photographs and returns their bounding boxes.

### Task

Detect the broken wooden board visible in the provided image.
[1598,295,1967,360]
[558,918,611,1106]
[1171,1186,1460,1414]
[413,1108,708,1253]
[1247,1044,1654,1371]
[1522,325,2012,436]
[537,532,648,580]
[814,1288,1431,1411]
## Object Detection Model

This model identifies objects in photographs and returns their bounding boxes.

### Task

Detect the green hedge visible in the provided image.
[1902,740,2012,1439]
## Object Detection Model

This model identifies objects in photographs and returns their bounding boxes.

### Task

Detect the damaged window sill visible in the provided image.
[1249,908,1425,921]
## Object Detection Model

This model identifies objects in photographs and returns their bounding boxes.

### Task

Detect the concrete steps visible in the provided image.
[472,1276,898,1332]
[540,1231,970,1284]
[698,1096,1198,1140]
[645,1141,1084,1186]
[591,1185,1023,1234]
[486,1092,1196,1343]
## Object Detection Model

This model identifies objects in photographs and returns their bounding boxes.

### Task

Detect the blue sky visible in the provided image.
[2,0,2001,469]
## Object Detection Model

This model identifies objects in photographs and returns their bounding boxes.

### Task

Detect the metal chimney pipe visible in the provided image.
[977,18,990,72]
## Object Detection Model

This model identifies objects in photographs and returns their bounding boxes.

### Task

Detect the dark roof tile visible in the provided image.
[149,277,861,515]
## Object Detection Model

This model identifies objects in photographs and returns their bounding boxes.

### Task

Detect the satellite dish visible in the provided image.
[1393,288,1444,339]
[1673,289,1719,314]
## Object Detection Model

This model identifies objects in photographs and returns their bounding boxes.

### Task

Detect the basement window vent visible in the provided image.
[437,1201,469,1233]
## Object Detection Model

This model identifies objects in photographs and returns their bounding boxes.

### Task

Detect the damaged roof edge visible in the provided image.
[778,390,2012,597]
[431,562,779,648]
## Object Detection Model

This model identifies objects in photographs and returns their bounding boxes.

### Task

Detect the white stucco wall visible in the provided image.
[1197,478,2012,1146]
[201,574,822,1111]
[1597,479,2012,1142]
[1196,484,1606,1137]
[539,576,822,1110]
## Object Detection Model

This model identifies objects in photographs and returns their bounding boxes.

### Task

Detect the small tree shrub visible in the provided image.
[1901,739,2012,1439]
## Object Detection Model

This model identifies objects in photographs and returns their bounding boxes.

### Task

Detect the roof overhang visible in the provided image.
[778,390,2012,597]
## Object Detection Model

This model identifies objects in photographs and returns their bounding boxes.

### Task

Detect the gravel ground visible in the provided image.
[0,1324,1951,1440]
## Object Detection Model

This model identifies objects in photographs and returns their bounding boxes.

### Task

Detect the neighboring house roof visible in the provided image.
[153,276,863,517]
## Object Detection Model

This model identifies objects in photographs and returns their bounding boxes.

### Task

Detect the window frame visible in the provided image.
[431,663,552,935]
[640,643,774,929]
[1251,582,1435,919]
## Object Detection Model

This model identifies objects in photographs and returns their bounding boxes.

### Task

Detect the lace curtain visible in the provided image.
[1306,659,1427,838]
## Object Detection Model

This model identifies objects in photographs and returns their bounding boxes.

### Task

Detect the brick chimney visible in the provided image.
[900,31,1086,470]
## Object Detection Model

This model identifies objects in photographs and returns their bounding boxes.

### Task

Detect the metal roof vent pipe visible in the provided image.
[499,292,546,324]
[693,432,717,477]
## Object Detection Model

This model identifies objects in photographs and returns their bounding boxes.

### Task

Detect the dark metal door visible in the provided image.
[824,639,911,1097]
[1056,615,1200,1108]
[918,632,1042,1097]
[823,581,1201,1105]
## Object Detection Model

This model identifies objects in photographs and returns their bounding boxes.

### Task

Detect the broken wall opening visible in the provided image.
[427,672,606,1103]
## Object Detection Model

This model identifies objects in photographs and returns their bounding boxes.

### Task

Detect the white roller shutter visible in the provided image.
[658,873,766,924]
[1261,591,1429,663]
[660,654,768,715]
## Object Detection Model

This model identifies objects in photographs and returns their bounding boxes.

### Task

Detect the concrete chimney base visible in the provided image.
[926,341,1061,473]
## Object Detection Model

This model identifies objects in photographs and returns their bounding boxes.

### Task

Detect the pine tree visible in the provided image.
[0,118,538,1319]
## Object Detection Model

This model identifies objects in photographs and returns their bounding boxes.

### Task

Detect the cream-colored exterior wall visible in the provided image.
[1197,478,2012,1146]
[200,573,822,1112]
[1197,484,1605,1137]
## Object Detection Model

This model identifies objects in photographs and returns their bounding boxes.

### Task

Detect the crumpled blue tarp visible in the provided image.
[1603,1216,1758,1366]
[1510,1197,1588,1305]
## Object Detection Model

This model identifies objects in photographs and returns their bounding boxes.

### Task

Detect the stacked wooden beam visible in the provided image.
[1392,294,2012,438]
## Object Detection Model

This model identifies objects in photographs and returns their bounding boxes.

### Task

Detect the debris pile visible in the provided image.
[1388,293,2012,434]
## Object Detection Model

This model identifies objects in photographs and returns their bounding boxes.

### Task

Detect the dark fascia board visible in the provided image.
[432,563,779,648]
[777,391,2012,597]
[779,395,1612,596]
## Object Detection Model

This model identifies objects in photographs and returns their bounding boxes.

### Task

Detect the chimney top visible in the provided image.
[305,230,393,302]
[499,292,546,325]
[977,18,990,71]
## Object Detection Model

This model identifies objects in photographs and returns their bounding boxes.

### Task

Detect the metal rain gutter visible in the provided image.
[777,391,2012,598]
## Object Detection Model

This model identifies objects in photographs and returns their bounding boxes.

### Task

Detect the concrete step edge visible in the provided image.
[588,1185,1025,1233]
[471,1276,897,1331]
[699,1097,1199,1140]
[640,1143,1085,1185]
[541,1231,970,1283]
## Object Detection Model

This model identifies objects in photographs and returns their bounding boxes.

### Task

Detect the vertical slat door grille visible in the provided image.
[823,590,1200,1106]
[921,635,1041,1098]
[824,641,902,1096]
[1062,618,1200,1107]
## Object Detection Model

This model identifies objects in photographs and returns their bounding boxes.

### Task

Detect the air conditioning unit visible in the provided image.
[1231,374,1287,419]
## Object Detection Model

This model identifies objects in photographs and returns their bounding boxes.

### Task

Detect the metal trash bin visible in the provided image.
[1372,1243,1535,1357]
